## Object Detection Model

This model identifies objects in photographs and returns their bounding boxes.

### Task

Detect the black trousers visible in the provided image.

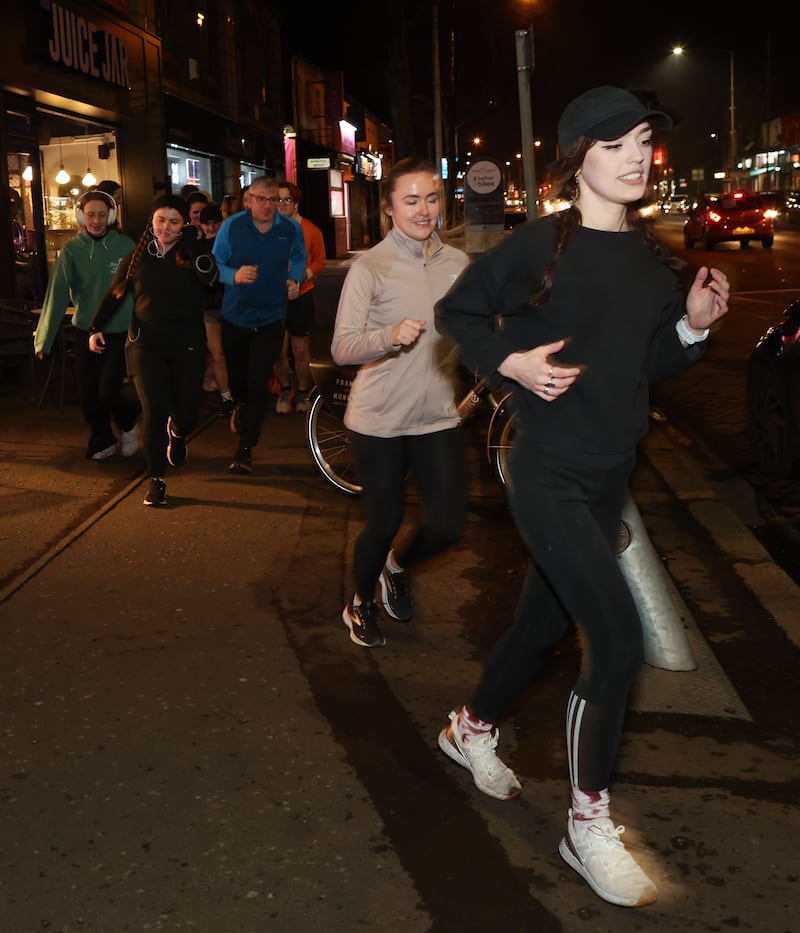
[222,319,285,449]
[348,426,467,602]
[125,341,205,478]
[470,444,640,792]
[73,329,140,454]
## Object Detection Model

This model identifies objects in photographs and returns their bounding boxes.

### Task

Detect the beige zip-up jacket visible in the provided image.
[331,228,469,437]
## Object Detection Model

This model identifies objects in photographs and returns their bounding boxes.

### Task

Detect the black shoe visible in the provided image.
[379,566,413,621]
[220,398,235,420]
[166,418,187,467]
[229,445,252,474]
[342,601,385,648]
[143,478,166,507]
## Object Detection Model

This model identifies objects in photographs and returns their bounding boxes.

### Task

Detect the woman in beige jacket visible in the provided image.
[331,156,469,649]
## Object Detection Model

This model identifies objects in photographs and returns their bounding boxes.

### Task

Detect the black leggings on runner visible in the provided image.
[126,341,205,478]
[470,444,640,792]
[222,319,285,449]
[348,427,467,602]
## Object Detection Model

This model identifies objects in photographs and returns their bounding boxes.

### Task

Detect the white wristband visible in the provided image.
[676,315,709,345]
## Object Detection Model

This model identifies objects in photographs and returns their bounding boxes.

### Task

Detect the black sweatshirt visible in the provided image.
[435,214,703,460]
[92,229,217,348]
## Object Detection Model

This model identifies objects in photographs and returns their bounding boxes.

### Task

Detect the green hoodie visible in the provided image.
[34,227,135,356]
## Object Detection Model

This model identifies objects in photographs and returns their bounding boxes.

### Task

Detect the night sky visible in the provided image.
[275,0,796,181]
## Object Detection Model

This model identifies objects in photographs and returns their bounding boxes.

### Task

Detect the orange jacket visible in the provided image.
[299,216,327,296]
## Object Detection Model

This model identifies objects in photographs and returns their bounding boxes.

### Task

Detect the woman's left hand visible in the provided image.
[685,266,730,332]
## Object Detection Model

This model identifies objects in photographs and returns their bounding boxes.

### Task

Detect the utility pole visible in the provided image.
[433,3,443,180]
[515,26,536,220]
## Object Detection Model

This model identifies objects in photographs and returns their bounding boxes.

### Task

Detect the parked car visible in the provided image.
[746,300,800,477]
[683,191,774,250]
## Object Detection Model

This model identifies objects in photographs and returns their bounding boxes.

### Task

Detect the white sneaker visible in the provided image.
[275,388,293,414]
[120,423,139,457]
[437,709,521,800]
[90,443,117,460]
[558,810,657,907]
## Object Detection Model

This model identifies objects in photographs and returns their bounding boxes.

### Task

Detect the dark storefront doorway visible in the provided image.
[3,102,122,304]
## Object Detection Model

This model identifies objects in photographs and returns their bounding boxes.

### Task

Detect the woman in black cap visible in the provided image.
[434,86,729,908]
[89,195,218,506]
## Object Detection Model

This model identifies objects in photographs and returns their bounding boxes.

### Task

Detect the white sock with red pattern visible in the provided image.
[570,785,611,838]
[456,705,494,741]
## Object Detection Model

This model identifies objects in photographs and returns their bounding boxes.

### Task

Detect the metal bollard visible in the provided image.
[615,494,697,672]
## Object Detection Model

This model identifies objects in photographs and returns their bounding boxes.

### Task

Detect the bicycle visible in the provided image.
[303,357,697,673]
[305,358,515,497]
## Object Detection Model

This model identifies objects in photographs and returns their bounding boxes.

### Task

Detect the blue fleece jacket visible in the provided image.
[212,210,307,328]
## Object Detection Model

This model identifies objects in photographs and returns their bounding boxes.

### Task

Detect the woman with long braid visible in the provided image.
[89,195,217,506]
[435,86,729,908]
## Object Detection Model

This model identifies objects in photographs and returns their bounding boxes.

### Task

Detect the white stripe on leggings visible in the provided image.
[566,691,586,788]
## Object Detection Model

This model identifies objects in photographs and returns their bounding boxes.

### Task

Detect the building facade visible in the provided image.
[1,0,165,301]
[1,0,393,304]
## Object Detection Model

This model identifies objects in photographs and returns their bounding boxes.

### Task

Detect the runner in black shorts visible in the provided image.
[274,182,327,413]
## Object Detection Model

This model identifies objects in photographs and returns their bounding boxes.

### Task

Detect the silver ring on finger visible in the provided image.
[548,367,553,378]
[543,386,550,395]
[546,379,555,388]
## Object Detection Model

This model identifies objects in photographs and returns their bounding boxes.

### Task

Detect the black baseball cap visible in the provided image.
[557,86,673,153]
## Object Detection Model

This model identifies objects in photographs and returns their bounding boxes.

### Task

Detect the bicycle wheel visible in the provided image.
[487,401,515,487]
[305,389,363,496]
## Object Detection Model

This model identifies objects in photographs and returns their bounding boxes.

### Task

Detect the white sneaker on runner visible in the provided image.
[558,809,657,908]
[120,423,139,457]
[437,709,521,800]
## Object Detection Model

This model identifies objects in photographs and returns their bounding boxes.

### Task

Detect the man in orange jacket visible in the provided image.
[274,181,327,414]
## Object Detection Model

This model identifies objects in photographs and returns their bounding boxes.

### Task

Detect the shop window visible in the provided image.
[186,159,201,186]
[4,108,119,300]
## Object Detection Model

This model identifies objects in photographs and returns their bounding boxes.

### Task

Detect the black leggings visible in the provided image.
[74,329,140,450]
[470,444,641,792]
[349,427,467,602]
[126,341,206,477]
[222,319,285,448]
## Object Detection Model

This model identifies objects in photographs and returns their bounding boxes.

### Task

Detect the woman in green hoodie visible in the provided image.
[34,189,140,459]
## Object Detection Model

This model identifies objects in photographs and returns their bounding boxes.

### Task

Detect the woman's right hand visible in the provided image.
[391,318,427,347]
[498,339,582,401]
[89,332,106,354]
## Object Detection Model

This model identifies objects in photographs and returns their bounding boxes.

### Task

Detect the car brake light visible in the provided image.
[708,210,722,223]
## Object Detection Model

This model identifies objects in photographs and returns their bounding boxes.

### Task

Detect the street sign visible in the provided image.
[464,157,505,253]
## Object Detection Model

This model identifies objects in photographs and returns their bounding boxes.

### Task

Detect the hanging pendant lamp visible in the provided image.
[55,136,70,185]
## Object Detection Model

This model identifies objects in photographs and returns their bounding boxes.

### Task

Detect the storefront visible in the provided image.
[162,96,280,205]
[0,1,164,301]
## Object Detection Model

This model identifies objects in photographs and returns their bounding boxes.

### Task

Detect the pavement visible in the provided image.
[0,269,798,931]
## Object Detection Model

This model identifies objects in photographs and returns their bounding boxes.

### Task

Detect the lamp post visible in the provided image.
[515,25,536,219]
[672,46,736,178]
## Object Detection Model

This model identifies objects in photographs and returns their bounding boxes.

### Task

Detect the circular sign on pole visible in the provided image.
[466,160,503,195]
[464,157,505,232]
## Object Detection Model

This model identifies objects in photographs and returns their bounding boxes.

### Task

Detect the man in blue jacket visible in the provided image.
[212,175,307,474]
